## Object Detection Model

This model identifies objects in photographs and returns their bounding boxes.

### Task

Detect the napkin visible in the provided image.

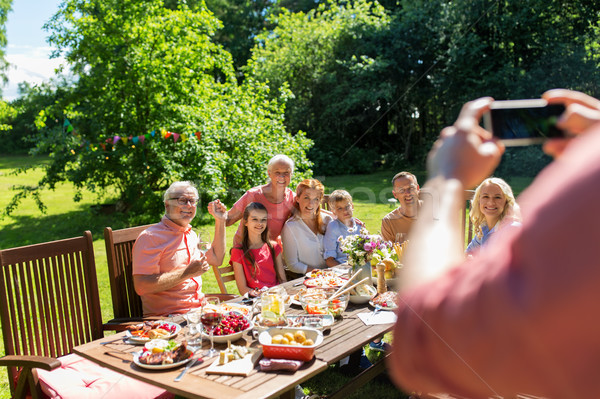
[358,310,397,326]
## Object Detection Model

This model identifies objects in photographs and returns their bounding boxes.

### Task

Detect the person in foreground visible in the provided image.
[230,202,287,297]
[381,171,422,243]
[388,89,600,398]
[132,181,227,316]
[466,177,521,253]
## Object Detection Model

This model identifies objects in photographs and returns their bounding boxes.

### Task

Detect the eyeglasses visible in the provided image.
[395,185,417,195]
[170,197,199,206]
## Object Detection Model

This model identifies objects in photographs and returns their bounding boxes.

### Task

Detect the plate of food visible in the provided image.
[303,275,348,289]
[133,340,197,370]
[219,303,252,317]
[125,321,181,344]
[305,269,336,279]
[369,291,399,310]
[202,312,253,343]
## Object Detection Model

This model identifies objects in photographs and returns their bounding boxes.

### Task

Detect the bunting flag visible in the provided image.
[62,118,202,154]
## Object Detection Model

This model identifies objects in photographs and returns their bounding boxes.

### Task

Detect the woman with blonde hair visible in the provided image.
[466,177,521,253]
[281,179,333,276]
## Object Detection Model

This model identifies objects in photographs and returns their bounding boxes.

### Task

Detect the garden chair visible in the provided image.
[462,189,476,246]
[104,225,237,327]
[212,263,237,294]
[0,231,170,399]
[321,194,330,210]
[103,224,155,329]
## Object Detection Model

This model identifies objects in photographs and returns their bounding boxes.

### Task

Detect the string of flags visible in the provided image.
[63,118,202,154]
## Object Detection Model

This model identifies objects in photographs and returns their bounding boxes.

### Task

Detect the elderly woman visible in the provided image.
[226,154,296,246]
[281,179,333,276]
[466,177,521,253]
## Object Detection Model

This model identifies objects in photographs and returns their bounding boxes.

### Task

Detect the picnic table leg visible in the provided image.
[279,387,295,399]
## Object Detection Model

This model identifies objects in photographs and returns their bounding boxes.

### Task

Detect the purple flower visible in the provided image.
[363,242,373,252]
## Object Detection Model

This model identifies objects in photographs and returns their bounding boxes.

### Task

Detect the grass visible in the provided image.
[0,154,534,398]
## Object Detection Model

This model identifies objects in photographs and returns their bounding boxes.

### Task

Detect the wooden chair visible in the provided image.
[103,224,154,328]
[0,231,103,398]
[321,194,330,211]
[212,263,237,294]
[104,225,237,327]
[462,190,476,248]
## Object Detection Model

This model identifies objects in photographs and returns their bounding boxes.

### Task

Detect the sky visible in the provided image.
[3,0,64,101]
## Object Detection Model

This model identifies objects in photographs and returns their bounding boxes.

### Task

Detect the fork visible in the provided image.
[174,351,201,382]
[366,305,382,324]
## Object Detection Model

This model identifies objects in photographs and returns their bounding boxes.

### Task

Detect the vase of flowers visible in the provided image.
[338,228,396,280]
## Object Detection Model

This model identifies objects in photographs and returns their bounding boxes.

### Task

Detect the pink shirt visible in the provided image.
[230,242,283,289]
[132,216,204,316]
[233,186,296,245]
[389,124,600,398]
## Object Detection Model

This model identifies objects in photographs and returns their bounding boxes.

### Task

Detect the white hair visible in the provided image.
[163,181,199,202]
[267,154,294,174]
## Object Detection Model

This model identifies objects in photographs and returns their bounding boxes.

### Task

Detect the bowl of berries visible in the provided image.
[203,311,253,343]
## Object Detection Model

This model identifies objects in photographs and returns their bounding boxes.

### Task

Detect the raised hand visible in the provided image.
[207,199,228,221]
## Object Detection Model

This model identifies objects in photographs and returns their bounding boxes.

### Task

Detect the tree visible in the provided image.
[246,0,390,174]
[0,0,11,89]
[247,0,600,174]
[2,0,312,223]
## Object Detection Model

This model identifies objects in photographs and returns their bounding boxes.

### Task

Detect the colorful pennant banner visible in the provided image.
[63,119,202,153]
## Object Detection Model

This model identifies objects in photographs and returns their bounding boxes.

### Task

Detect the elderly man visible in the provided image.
[380,171,422,243]
[132,181,227,316]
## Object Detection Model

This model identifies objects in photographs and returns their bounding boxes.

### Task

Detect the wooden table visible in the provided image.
[73,279,395,399]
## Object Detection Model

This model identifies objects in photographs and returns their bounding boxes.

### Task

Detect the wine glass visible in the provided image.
[200,297,221,358]
[184,309,202,346]
[198,231,211,254]
[395,233,407,243]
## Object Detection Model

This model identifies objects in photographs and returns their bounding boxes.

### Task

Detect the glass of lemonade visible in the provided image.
[261,288,286,324]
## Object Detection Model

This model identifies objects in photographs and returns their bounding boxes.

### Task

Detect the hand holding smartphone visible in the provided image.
[483,99,566,146]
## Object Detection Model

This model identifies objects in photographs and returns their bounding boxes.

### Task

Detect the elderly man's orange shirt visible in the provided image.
[132,216,204,316]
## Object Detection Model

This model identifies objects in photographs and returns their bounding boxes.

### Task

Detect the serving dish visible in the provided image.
[202,313,253,343]
[259,327,323,362]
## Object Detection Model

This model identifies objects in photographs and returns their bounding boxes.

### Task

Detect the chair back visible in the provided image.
[321,194,330,211]
[462,190,476,247]
[0,231,103,389]
[104,225,154,320]
[212,264,237,294]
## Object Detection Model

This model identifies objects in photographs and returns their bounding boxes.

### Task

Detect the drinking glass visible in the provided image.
[395,233,407,243]
[198,231,211,254]
[184,309,202,346]
[200,297,221,358]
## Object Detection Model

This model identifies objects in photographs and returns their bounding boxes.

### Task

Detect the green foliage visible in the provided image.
[3,0,312,223]
[246,0,600,174]
[247,0,391,174]
[495,146,553,178]
[0,0,11,88]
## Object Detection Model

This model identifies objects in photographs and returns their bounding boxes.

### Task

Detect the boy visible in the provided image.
[323,190,360,267]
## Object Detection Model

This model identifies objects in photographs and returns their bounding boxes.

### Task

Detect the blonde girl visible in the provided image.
[466,177,521,253]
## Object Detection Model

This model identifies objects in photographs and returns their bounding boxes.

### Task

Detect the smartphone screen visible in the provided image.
[484,99,566,146]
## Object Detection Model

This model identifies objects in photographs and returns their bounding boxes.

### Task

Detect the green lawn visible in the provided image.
[0,154,534,398]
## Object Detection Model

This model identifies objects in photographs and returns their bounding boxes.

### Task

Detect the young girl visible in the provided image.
[230,202,287,297]
[466,177,521,253]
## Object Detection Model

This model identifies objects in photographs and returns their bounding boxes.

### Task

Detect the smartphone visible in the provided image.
[483,99,566,146]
